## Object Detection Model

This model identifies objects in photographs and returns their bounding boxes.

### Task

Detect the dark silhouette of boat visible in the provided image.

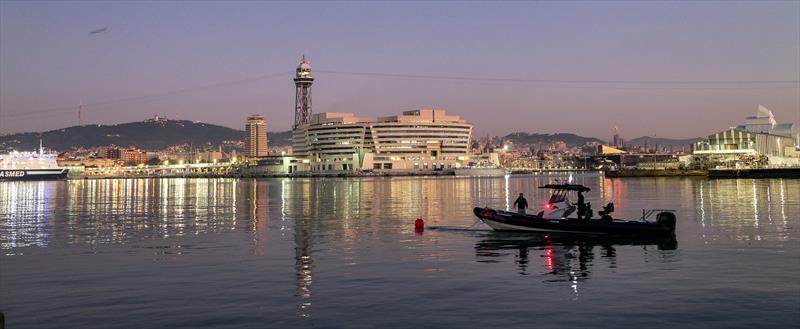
[474,184,676,235]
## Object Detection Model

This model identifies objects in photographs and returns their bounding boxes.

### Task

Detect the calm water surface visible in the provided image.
[1,175,798,328]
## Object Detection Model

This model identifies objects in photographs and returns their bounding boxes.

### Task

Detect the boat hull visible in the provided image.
[0,169,69,181]
[474,207,675,235]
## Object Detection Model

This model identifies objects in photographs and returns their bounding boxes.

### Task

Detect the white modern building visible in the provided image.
[370,109,473,170]
[735,105,799,143]
[290,109,474,173]
[692,105,799,167]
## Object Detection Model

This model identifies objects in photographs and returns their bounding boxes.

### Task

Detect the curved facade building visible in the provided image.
[370,109,472,170]
[291,109,473,172]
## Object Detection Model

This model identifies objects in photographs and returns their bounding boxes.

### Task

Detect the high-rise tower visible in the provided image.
[245,114,268,157]
[294,56,314,129]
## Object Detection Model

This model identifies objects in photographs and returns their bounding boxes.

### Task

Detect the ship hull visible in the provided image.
[0,169,69,181]
[473,207,675,235]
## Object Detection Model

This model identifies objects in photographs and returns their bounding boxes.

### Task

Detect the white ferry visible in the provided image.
[0,144,68,181]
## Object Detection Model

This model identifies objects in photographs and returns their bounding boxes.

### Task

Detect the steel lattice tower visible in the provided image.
[293,56,314,129]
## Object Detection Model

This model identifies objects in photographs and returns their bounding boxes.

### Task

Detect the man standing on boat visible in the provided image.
[514,193,529,215]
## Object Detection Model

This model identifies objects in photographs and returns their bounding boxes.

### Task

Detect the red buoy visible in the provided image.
[414,218,424,229]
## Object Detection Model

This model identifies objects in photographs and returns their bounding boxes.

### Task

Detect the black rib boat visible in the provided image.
[473,184,677,235]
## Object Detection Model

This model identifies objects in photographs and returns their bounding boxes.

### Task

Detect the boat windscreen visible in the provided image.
[548,193,566,204]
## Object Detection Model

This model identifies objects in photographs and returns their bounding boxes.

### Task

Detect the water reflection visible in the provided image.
[476,233,677,274]
[0,179,255,253]
[2,177,798,252]
[475,233,678,296]
[692,178,797,242]
[1,175,799,326]
[0,181,59,252]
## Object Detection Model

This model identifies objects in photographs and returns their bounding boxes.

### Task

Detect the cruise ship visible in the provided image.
[0,145,68,181]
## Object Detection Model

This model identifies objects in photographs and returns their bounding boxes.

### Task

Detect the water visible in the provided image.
[1,175,798,328]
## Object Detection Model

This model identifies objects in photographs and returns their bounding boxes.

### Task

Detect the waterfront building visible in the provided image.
[735,105,799,142]
[245,114,268,158]
[693,128,796,157]
[58,158,119,168]
[291,109,473,172]
[597,145,626,155]
[285,56,475,173]
[299,112,372,172]
[689,106,800,167]
[193,149,224,163]
[370,109,472,170]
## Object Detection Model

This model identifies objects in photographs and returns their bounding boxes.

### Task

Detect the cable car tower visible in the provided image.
[293,55,314,129]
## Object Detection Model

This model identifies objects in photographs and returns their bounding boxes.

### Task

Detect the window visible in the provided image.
[383,163,393,169]
[374,163,381,169]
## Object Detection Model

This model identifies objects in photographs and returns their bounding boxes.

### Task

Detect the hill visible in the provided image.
[625,136,703,148]
[0,119,293,151]
[502,132,605,147]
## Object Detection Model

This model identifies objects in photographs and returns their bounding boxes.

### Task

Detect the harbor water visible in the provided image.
[1,175,798,328]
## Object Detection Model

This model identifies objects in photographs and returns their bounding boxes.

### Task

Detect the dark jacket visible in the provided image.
[513,196,528,209]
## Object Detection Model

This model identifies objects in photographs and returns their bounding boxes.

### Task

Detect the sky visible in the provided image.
[1,1,798,139]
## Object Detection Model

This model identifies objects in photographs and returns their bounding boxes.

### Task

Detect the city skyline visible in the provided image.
[1,1,798,138]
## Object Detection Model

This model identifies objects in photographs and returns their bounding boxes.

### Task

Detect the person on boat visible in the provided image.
[513,193,529,215]
[584,202,593,220]
[576,191,586,219]
[599,202,615,221]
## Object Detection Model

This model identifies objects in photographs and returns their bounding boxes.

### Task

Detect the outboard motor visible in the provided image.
[656,212,677,231]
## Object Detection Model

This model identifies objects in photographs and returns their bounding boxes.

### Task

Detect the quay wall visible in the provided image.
[708,168,800,179]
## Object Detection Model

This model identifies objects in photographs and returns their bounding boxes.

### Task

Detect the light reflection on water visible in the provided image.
[0,176,798,328]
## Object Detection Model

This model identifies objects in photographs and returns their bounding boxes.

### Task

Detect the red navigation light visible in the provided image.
[545,203,551,209]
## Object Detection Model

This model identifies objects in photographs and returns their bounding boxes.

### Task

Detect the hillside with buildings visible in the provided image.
[501,132,604,148]
[0,116,293,151]
[625,136,703,149]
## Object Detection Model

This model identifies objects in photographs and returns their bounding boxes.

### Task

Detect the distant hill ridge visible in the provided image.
[0,119,293,151]
[625,136,703,148]
[502,132,605,147]
[0,118,703,151]
[503,132,703,149]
